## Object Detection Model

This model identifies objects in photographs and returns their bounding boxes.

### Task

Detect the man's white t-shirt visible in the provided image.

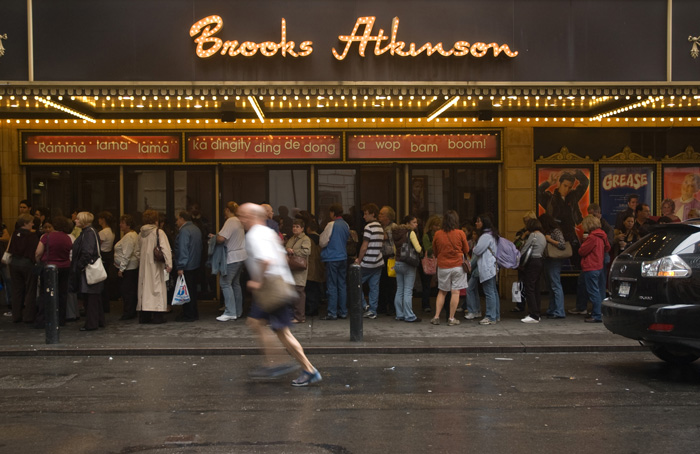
[218,216,247,264]
[244,223,295,286]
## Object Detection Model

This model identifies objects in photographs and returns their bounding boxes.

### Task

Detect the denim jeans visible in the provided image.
[545,258,565,317]
[325,260,347,317]
[466,272,481,315]
[582,269,604,320]
[361,266,382,314]
[220,261,243,317]
[576,267,606,314]
[394,261,418,321]
[482,276,500,321]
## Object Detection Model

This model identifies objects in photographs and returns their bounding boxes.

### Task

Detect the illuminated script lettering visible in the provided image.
[332,16,518,60]
[190,16,313,58]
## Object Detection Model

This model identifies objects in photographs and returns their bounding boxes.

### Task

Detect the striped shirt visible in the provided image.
[361,221,385,268]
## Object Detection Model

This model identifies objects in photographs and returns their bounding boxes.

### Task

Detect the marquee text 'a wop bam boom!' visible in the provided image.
[189,16,518,60]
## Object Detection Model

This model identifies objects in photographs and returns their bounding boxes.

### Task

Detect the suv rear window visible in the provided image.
[622,226,700,260]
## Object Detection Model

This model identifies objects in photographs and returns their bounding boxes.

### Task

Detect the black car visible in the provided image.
[603,221,700,364]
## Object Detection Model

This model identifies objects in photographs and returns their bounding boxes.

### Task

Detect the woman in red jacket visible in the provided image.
[577,215,611,323]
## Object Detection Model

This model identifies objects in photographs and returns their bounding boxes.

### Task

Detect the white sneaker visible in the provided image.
[464,312,482,320]
[216,315,237,322]
[521,315,540,324]
[479,318,497,325]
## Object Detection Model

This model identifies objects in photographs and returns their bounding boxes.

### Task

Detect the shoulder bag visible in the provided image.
[153,228,165,263]
[85,229,108,285]
[398,239,421,267]
[287,237,308,271]
[545,241,572,259]
[253,274,295,312]
[1,231,13,265]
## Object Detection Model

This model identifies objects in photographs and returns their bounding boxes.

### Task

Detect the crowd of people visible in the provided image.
[2,191,693,335]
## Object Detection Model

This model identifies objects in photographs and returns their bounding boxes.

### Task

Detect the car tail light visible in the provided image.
[640,255,692,278]
[648,323,674,332]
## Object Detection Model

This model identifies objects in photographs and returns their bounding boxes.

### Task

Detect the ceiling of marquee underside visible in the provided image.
[1,84,700,121]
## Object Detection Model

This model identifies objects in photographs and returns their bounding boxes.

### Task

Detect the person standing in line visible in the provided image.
[8,214,39,324]
[578,215,611,323]
[539,213,566,319]
[659,198,681,223]
[472,214,501,325]
[319,203,349,320]
[302,216,324,317]
[174,211,202,322]
[392,215,422,323]
[354,203,385,320]
[114,214,140,320]
[519,218,547,324]
[34,216,73,327]
[238,203,322,387]
[377,205,398,316]
[634,203,656,237]
[430,210,469,326]
[97,211,116,314]
[214,202,247,322]
[1,218,12,317]
[420,215,441,314]
[137,210,172,325]
[262,203,281,237]
[286,219,311,323]
[69,212,105,331]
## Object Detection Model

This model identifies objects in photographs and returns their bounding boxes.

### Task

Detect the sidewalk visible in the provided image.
[0,296,643,356]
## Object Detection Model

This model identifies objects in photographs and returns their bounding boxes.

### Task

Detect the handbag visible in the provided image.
[386,257,396,277]
[545,241,573,259]
[398,240,421,267]
[253,273,295,312]
[85,230,107,285]
[288,254,308,271]
[153,228,165,263]
[421,255,437,275]
[462,257,472,274]
[2,230,13,265]
[287,237,308,271]
[512,281,523,303]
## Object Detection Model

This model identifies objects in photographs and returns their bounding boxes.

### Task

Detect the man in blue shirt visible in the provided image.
[174,211,203,322]
[319,204,350,320]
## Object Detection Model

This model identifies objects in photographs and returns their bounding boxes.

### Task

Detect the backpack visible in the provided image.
[489,237,521,270]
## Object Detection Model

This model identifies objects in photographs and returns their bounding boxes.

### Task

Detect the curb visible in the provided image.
[0,344,647,357]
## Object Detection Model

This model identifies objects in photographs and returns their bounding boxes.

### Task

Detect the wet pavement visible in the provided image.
[0,352,698,453]
[0,295,642,356]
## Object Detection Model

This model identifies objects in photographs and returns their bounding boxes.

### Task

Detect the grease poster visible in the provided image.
[600,166,654,226]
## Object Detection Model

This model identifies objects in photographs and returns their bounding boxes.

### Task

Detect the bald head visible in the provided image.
[239,203,267,230]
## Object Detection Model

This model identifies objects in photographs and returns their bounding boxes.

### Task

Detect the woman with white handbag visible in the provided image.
[69,211,106,331]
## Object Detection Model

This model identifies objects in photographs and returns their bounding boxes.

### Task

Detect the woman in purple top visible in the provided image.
[35,216,74,327]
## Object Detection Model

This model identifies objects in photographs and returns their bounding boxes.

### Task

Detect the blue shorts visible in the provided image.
[248,301,293,331]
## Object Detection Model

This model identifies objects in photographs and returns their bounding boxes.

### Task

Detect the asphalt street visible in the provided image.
[0,352,698,454]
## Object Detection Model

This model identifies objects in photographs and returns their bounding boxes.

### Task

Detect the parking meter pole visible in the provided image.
[348,264,363,342]
[44,265,60,345]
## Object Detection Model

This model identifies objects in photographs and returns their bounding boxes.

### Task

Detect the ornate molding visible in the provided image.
[537,146,590,162]
[690,36,700,59]
[600,146,653,162]
[0,34,6,57]
[665,145,700,161]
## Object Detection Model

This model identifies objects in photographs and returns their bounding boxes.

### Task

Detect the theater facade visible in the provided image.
[1,0,700,283]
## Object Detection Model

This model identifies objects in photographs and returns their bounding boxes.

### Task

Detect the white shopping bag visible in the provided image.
[171,274,191,306]
[512,281,523,303]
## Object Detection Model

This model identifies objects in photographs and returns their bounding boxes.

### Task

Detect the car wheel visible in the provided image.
[649,345,699,365]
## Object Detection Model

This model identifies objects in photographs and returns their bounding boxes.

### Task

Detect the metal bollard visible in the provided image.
[348,264,363,342]
[43,265,60,344]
